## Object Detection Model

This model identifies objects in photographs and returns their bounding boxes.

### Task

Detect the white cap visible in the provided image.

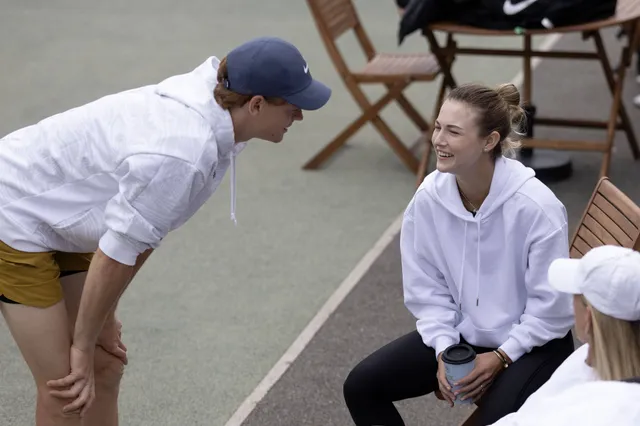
[548,245,640,321]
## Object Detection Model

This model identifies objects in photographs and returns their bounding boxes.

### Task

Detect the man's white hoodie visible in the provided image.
[0,57,244,265]
[401,157,574,362]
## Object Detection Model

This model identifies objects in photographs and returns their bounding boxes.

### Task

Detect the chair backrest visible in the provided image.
[570,177,640,259]
[306,0,376,76]
[308,0,359,40]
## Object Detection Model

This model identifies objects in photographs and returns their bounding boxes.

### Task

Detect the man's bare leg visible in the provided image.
[0,300,81,426]
[62,273,124,426]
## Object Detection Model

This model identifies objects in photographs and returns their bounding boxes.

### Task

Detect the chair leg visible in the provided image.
[393,93,430,131]
[413,30,458,183]
[415,75,451,185]
[303,82,408,170]
[424,30,458,91]
[370,114,420,173]
[593,30,640,162]
[348,80,420,173]
[416,137,432,187]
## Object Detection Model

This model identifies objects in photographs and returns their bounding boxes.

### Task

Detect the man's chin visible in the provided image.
[266,134,285,143]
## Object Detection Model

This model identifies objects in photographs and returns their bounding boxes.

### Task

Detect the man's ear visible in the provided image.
[247,95,266,116]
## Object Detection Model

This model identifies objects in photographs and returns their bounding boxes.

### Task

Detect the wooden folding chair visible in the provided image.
[570,176,640,257]
[457,177,639,426]
[303,0,441,173]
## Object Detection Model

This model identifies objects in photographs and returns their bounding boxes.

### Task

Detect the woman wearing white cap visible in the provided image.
[491,245,640,425]
[0,36,331,425]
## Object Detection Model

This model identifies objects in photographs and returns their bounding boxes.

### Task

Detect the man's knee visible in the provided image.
[36,385,82,423]
[94,345,125,391]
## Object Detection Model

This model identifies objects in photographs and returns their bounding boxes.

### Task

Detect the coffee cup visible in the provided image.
[441,343,476,405]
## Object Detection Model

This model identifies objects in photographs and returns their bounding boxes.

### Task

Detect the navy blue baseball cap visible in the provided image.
[225,37,331,111]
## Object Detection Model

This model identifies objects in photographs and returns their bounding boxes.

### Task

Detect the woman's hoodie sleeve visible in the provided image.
[99,153,208,266]
[401,199,460,359]
[499,214,574,363]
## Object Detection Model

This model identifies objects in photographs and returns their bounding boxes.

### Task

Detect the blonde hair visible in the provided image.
[213,57,286,110]
[582,295,640,381]
[446,83,525,159]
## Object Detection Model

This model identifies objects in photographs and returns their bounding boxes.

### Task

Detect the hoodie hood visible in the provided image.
[429,156,536,221]
[154,57,246,224]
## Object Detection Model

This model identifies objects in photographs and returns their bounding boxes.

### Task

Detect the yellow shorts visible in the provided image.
[0,240,93,308]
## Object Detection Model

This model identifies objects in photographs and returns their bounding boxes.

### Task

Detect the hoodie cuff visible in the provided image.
[499,338,527,363]
[434,336,459,360]
[99,229,146,266]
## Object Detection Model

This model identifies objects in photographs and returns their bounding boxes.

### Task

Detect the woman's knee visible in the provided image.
[94,345,125,392]
[343,359,382,401]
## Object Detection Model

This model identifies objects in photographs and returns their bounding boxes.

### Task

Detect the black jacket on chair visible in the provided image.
[397,0,618,44]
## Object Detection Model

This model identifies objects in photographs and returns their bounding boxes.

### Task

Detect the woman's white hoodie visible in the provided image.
[401,157,574,362]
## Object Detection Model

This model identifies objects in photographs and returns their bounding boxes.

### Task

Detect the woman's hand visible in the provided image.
[454,352,506,402]
[47,345,96,416]
[436,353,456,407]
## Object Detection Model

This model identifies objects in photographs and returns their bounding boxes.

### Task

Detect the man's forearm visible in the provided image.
[73,248,135,351]
[105,248,154,321]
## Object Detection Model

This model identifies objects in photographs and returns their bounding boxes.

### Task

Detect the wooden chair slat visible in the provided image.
[598,180,640,226]
[577,225,604,249]
[315,0,358,39]
[593,193,638,240]
[574,235,592,257]
[583,214,619,246]
[570,247,584,259]
[587,204,634,247]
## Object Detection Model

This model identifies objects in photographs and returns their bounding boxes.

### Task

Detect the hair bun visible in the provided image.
[496,83,521,108]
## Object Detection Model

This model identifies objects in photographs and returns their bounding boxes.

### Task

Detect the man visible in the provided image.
[0,36,330,425]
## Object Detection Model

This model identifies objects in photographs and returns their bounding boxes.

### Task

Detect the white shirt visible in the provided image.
[491,380,640,426]
[521,343,597,402]
[492,344,604,425]
[0,57,242,265]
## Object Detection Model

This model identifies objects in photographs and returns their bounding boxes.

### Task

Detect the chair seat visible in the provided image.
[354,53,440,83]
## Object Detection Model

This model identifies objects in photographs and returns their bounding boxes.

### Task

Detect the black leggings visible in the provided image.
[343,330,574,426]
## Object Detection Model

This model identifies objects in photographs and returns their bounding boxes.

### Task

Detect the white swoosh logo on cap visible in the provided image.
[503,0,539,15]
[303,63,309,74]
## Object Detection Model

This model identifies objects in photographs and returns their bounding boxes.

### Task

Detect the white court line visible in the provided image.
[224,32,564,426]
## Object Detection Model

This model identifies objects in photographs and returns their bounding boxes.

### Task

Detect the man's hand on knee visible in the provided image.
[94,345,125,390]
[96,316,127,365]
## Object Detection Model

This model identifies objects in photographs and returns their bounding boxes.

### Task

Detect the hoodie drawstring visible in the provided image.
[229,142,247,226]
[458,222,468,310]
[230,151,237,226]
[458,218,482,309]
[475,219,481,307]
[228,142,248,226]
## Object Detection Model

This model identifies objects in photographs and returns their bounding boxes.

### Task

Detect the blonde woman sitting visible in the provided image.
[491,245,640,425]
